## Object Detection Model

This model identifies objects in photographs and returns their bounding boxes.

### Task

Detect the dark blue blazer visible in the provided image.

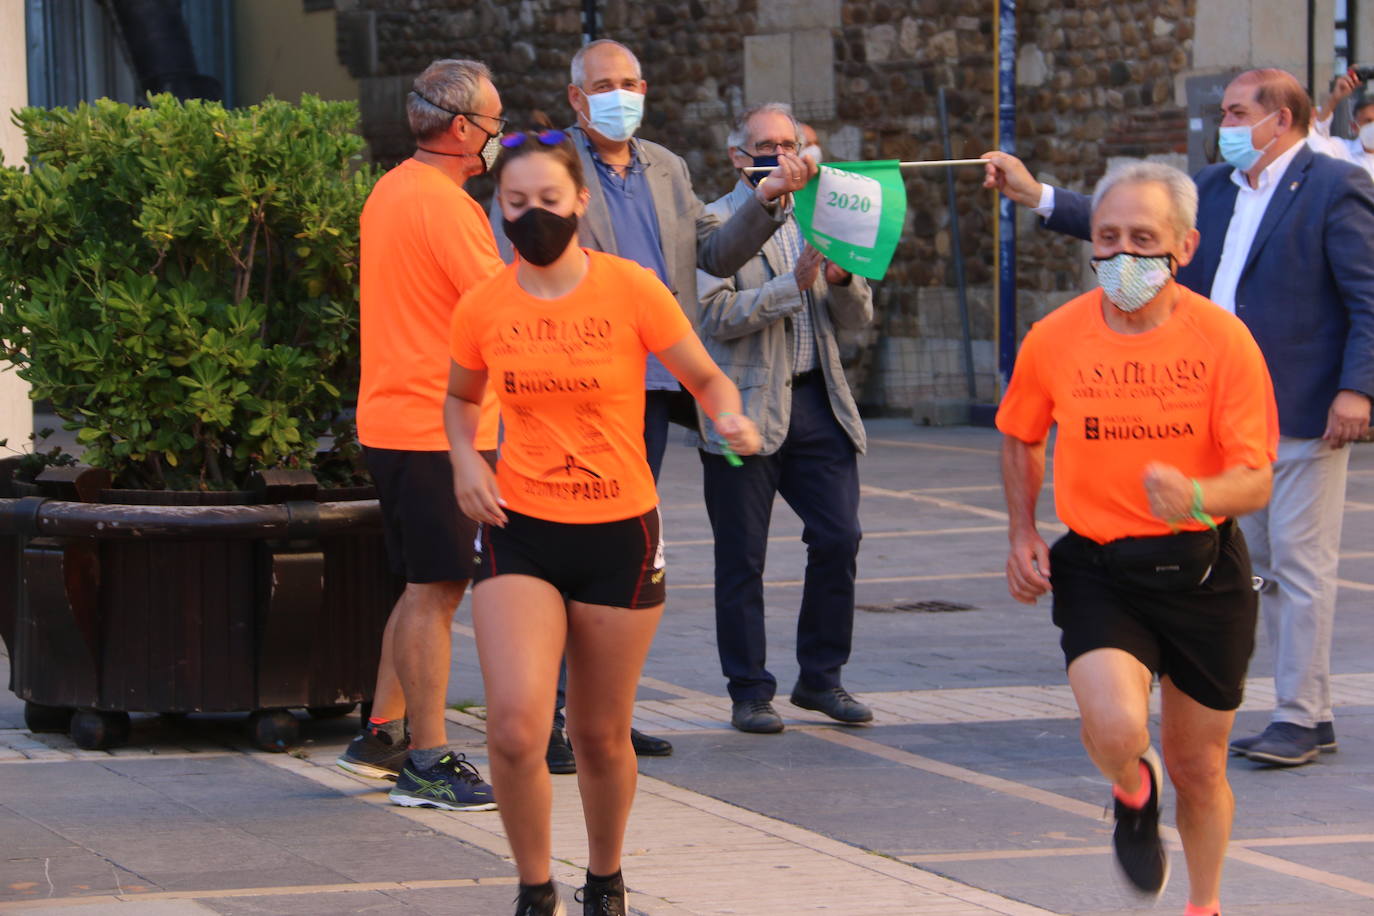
[1044,145,1374,438]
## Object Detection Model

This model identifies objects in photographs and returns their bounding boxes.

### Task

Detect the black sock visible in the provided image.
[520,879,556,898]
[586,869,622,885]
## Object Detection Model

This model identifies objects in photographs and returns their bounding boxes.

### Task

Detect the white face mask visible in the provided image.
[1091,251,1175,313]
[580,88,644,142]
[1358,121,1374,152]
[801,143,823,164]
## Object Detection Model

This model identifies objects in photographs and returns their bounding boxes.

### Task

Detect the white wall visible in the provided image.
[0,1,32,454]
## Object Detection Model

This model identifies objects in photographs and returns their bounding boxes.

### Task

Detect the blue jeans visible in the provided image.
[700,376,861,702]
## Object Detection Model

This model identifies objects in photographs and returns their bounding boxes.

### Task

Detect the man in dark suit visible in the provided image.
[983,67,1374,767]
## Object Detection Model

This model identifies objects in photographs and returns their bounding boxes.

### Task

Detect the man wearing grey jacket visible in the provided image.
[696,103,875,734]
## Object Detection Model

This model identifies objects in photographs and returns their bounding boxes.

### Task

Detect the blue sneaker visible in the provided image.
[389,752,497,811]
[1245,722,1321,766]
[1231,720,1335,756]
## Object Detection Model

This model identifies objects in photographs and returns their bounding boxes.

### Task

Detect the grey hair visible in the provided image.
[407,59,491,141]
[727,102,802,151]
[1090,160,1198,240]
[570,39,642,86]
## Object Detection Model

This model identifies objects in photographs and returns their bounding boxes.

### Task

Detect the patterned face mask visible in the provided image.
[1090,251,1175,313]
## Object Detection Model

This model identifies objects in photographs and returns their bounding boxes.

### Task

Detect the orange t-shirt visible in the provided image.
[357,158,503,451]
[996,287,1279,544]
[449,250,693,524]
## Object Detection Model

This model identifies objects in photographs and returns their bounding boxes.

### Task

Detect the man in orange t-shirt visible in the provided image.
[997,163,1277,916]
[337,59,505,813]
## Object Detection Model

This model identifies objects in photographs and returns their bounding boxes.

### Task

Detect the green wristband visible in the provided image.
[714,412,743,467]
[1190,478,1217,530]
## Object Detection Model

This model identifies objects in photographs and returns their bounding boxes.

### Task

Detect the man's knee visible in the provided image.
[1081,719,1150,765]
[401,580,466,620]
[1164,745,1228,800]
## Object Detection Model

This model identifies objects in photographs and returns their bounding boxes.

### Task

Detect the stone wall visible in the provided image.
[338,0,1199,411]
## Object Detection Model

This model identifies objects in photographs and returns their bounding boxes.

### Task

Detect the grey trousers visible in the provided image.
[1238,436,1351,728]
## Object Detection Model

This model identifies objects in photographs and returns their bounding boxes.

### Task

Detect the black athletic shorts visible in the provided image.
[363,446,496,584]
[1048,519,1257,711]
[475,507,666,609]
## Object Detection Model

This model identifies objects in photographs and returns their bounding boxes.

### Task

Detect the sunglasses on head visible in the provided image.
[500,129,568,149]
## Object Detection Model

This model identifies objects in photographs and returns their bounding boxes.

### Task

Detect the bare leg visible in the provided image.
[565,600,665,876]
[368,605,408,722]
[472,575,567,885]
[1067,648,1154,793]
[391,580,467,750]
[1160,676,1236,911]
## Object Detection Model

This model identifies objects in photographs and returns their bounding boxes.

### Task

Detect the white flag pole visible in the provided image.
[743,158,989,174]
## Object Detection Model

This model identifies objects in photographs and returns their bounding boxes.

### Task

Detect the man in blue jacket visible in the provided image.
[983,68,1374,767]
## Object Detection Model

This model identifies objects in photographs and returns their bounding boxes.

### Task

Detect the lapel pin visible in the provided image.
[1290,181,1299,191]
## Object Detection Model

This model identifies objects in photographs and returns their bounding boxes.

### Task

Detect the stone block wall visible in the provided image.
[339,0,1197,410]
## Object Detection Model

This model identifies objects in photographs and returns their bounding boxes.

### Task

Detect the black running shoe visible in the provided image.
[389,752,497,811]
[576,872,627,916]
[547,726,577,774]
[336,726,410,780]
[514,881,565,916]
[1112,747,1169,897]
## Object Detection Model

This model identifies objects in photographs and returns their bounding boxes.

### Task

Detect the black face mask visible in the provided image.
[503,208,579,266]
[744,154,779,186]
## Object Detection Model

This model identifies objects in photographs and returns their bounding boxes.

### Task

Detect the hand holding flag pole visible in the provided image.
[747,159,990,280]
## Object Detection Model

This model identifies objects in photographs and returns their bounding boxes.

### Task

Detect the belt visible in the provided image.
[791,368,823,386]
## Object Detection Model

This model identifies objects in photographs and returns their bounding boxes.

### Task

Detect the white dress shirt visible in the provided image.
[1035,141,1305,314]
[1307,114,1374,181]
[1207,140,1304,313]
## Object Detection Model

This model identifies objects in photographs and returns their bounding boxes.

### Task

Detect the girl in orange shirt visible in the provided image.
[445,129,759,916]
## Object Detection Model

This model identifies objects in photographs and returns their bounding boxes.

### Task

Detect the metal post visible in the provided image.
[582,0,599,43]
[938,88,978,401]
[995,0,1017,391]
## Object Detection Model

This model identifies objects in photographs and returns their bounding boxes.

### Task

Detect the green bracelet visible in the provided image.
[714,412,743,467]
[1190,478,1217,530]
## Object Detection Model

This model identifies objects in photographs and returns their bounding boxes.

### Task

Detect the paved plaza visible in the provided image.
[3,420,1374,914]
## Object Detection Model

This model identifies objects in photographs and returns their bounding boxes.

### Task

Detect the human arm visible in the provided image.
[695,266,808,342]
[692,155,817,279]
[1324,389,1372,446]
[427,192,508,283]
[820,258,874,330]
[980,149,1091,241]
[444,361,506,526]
[753,151,817,203]
[981,150,1045,208]
[656,334,762,456]
[1001,434,1052,604]
[1142,462,1272,524]
[1322,169,1374,443]
[1316,69,1361,124]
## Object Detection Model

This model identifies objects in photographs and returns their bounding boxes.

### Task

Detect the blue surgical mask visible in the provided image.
[1217,110,1278,172]
[580,88,644,142]
[743,154,778,186]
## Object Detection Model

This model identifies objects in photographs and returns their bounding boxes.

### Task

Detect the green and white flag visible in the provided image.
[793,160,907,280]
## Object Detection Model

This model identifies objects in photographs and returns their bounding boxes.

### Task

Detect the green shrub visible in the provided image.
[0,94,379,489]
